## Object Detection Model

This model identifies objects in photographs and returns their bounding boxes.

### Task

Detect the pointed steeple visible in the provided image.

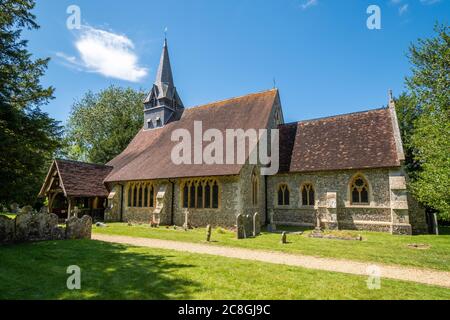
[155,39,174,86]
[143,38,184,129]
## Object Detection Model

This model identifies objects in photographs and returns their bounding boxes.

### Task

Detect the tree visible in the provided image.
[0,0,62,206]
[64,86,144,164]
[400,24,450,220]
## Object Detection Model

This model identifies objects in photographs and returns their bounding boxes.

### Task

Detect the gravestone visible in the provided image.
[253,212,261,237]
[206,225,212,242]
[39,206,49,214]
[183,209,191,230]
[281,232,287,244]
[66,215,92,240]
[14,213,58,242]
[10,203,19,214]
[236,214,245,239]
[19,205,33,215]
[0,215,15,243]
[73,206,80,218]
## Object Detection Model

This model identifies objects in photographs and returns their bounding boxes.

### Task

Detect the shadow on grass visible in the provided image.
[0,240,200,300]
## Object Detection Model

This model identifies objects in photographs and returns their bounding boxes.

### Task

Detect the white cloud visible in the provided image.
[399,4,409,15]
[58,26,148,82]
[300,0,318,10]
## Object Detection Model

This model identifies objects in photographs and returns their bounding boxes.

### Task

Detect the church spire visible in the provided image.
[143,37,184,129]
[155,38,174,86]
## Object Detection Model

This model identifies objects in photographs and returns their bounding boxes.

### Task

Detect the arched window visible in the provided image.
[143,185,148,207]
[149,185,155,208]
[277,184,290,206]
[133,184,137,207]
[128,185,132,207]
[183,184,189,208]
[252,171,259,206]
[351,175,369,205]
[301,183,315,206]
[181,179,220,209]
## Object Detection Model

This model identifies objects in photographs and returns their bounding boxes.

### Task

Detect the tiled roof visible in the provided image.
[54,160,113,197]
[105,89,279,182]
[278,108,400,173]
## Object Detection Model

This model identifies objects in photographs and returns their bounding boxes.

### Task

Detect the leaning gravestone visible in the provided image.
[66,215,92,240]
[0,215,15,243]
[253,212,261,237]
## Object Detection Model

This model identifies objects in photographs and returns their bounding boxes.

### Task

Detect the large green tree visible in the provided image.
[397,24,450,220]
[64,86,144,164]
[0,0,62,206]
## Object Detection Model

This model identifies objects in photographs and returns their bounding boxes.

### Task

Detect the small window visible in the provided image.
[156,118,162,127]
[277,184,290,206]
[301,183,315,206]
[350,175,370,205]
[147,120,153,129]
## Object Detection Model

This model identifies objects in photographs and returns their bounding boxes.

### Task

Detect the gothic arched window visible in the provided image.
[181,179,220,209]
[128,185,132,207]
[351,175,370,205]
[277,184,290,206]
[301,183,315,206]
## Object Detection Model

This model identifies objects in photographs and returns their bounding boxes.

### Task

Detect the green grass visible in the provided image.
[0,212,16,219]
[93,223,450,272]
[0,240,449,300]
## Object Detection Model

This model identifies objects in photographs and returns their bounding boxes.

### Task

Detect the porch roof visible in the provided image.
[39,159,113,198]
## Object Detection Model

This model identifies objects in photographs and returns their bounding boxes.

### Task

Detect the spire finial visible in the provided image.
[164,27,168,46]
[389,89,393,102]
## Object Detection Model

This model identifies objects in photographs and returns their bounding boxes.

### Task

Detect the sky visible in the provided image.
[25,0,449,125]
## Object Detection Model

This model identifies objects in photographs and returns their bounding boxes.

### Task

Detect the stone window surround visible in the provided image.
[276,183,291,207]
[300,182,316,207]
[348,173,372,206]
[127,181,156,208]
[180,178,221,210]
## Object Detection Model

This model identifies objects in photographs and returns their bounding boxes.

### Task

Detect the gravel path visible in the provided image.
[93,234,450,288]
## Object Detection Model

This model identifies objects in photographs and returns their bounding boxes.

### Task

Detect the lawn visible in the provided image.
[0,240,449,300]
[0,212,16,219]
[93,223,450,272]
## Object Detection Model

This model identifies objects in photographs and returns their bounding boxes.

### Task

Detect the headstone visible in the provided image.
[244,214,252,237]
[10,203,19,213]
[236,214,245,239]
[73,206,80,218]
[19,205,33,215]
[206,225,212,242]
[0,215,15,243]
[51,226,66,240]
[95,222,108,228]
[66,215,92,240]
[281,232,287,244]
[39,206,49,214]
[183,210,191,231]
[14,213,58,242]
[253,212,261,237]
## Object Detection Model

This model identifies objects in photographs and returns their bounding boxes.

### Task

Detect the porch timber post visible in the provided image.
[67,197,73,219]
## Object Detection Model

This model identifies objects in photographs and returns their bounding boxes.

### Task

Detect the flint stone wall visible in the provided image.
[0,213,92,244]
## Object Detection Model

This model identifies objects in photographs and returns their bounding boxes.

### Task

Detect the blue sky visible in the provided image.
[26,0,449,124]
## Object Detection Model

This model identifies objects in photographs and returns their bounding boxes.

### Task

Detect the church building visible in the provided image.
[39,39,428,235]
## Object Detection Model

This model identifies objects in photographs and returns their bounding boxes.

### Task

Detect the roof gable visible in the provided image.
[105,89,278,182]
[279,108,400,173]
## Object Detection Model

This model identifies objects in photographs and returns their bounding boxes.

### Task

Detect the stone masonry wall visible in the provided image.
[267,168,425,234]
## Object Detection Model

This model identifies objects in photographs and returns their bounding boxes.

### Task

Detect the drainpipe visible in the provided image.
[169,179,175,226]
